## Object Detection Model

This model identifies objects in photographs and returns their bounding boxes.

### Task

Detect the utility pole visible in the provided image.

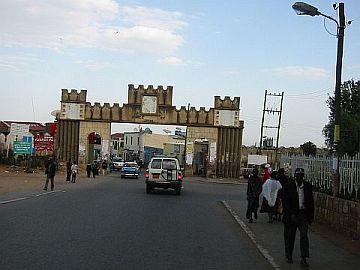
[334,2,345,150]
[259,90,285,167]
[292,1,346,196]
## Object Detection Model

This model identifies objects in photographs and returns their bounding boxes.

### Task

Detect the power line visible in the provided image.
[286,88,332,97]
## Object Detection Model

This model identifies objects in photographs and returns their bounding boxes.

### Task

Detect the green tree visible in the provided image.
[300,141,317,156]
[323,80,360,156]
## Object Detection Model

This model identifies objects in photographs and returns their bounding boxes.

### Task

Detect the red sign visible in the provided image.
[34,134,54,152]
[48,123,57,136]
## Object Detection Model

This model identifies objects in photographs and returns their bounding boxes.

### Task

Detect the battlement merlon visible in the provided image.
[128,84,173,92]
[214,96,240,110]
[61,89,87,103]
[128,84,173,106]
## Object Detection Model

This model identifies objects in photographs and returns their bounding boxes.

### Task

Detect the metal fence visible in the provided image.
[280,153,360,201]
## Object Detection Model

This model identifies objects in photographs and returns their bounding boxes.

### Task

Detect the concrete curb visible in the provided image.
[221,200,281,270]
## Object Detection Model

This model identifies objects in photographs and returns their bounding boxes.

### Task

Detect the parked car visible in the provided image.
[111,158,124,171]
[121,162,139,178]
[145,156,183,195]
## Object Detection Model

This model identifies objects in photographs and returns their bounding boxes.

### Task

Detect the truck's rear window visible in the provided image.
[162,159,177,170]
[150,159,162,169]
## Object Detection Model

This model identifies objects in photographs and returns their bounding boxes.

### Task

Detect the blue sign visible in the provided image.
[13,141,32,154]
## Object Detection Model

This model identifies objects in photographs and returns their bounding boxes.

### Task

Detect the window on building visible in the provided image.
[131,137,133,145]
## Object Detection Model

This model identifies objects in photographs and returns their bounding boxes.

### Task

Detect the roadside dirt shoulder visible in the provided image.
[0,165,73,195]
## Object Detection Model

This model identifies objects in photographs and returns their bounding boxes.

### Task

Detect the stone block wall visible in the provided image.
[314,192,359,239]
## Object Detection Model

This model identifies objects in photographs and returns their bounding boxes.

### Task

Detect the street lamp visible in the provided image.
[292,2,345,150]
[292,2,346,195]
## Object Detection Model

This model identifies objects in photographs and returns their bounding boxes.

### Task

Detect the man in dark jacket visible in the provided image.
[282,167,314,267]
[66,159,72,182]
[44,158,56,191]
[246,168,262,223]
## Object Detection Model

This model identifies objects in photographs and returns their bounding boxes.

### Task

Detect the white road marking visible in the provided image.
[0,190,65,205]
[0,197,29,205]
[221,200,281,270]
[35,190,64,197]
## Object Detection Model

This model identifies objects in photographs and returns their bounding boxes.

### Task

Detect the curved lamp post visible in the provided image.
[292,2,346,194]
[292,2,345,148]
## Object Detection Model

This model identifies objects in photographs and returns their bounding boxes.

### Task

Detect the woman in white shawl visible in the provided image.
[260,170,282,223]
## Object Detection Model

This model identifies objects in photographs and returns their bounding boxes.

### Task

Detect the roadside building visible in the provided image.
[163,142,185,167]
[111,132,124,159]
[123,128,185,166]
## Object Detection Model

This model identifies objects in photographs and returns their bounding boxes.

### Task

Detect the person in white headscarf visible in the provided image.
[260,170,282,223]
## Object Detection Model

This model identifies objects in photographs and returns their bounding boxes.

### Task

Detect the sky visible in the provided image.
[1,0,359,147]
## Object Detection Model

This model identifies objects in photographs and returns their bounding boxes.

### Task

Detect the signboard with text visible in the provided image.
[34,134,54,153]
[13,141,32,154]
[10,123,30,136]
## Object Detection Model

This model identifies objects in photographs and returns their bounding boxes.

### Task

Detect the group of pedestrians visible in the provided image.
[246,166,314,267]
[86,161,100,178]
[43,158,104,192]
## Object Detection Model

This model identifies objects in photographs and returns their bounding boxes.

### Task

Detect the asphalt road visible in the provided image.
[0,173,273,270]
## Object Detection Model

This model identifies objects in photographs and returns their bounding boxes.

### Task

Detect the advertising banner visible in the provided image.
[34,134,54,153]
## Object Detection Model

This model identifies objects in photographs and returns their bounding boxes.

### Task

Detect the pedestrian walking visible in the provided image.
[246,168,262,223]
[262,163,271,183]
[277,168,289,187]
[71,162,78,183]
[66,159,72,182]
[43,157,56,191]
[92,161,97,178]
[275,168,289,221]
[102,160,108,176]
[282,167,314,267]
[86,162,92,177]
[260,170,282,223]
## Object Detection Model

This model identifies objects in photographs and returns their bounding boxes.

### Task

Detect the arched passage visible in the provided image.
[88,132,102,163]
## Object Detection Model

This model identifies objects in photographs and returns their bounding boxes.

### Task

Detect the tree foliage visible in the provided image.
[300,141,317,156]
[323,80,360,156]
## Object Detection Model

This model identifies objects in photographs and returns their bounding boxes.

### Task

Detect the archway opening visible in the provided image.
[193,140,209,177]
[88,132,102,163]
[111,123,186,170]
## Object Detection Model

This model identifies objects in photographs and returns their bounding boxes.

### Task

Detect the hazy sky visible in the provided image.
[1,0,359,147]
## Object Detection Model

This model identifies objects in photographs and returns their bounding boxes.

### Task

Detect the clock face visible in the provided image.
[142,96,157,114]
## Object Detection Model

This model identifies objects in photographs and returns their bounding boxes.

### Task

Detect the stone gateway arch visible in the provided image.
[55,84,244,178]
